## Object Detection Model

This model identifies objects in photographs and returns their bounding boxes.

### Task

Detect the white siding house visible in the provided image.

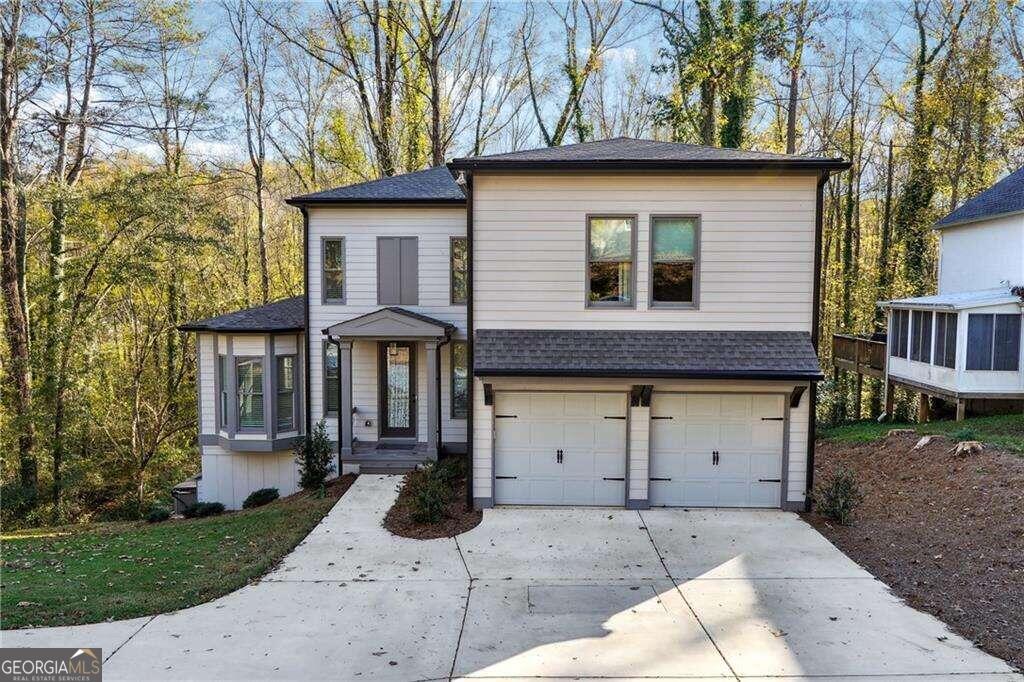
[182,138,849,511]
[879,166,1024,418]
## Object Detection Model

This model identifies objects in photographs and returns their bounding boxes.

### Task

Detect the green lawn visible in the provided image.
[820,414,1024,453]
[1,477,354,629]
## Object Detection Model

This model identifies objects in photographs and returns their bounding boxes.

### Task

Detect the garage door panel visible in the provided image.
[496,394,531,415]
[564,393,596,417]
[593,420,625,444]
[531,421,564,448]
[495,419,530,447]
[650,393,784,509]
[595,393,627,416]
[529,394,565,417]
[594,450,626,477]
[529,450,562,476]
[564,422,596,447]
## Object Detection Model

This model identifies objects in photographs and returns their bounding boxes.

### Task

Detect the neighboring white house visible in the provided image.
[879,166,1024,420]
[180,137,850,511]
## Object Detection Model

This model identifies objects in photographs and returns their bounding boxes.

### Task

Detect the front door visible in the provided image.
[379,341,416,438]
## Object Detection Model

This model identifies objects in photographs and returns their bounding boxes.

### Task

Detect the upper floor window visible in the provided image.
[378,236,418,305]
[450,341,468,419]
[910,310,932,363]
[933,312,957,369]
[324,342,339,415]
[966,313,1021,371]
[218,354,228,428]
[587,216,635,307]
[322,238,345,303]
[889,309,909,359]
[451,237,467,305]
[650,216,698,307]
[276,355,295,431]
[236,357,264,429]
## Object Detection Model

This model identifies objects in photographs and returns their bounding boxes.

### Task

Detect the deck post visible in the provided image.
[955,398,967,422]
[854,373,863,420]
[917,393,930,423]
[884,380,895,418]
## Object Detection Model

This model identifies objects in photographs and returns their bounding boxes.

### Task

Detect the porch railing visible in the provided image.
[832,333,887,378]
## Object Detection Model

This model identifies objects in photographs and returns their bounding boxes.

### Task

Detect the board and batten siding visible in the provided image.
[306,206,468,446]
[198,445,300,510]
[473,377,811,508]
[938,214,1024,295]
[471,173,818,331]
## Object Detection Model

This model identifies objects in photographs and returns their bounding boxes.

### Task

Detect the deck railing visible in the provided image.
[832,333,887,378]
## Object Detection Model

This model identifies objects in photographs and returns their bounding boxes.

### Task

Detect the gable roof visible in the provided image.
[178,296,305,333]
[474,329,822,380]
[449,137,849,172]
[286,167,465,206]
[936,166,1024,228]
[323,306,455,338]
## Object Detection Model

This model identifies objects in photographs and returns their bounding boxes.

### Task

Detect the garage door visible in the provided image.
[494,392,627,506]
[649,393,785,508]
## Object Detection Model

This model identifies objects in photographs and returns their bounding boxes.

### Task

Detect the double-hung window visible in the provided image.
[322,238,345,303]
[910,310,933,363]
[967,313,1021,371]
[889,309,909,359]
[217,354,228,428]
[236,357,264,429]
[587,216,635,307]
[324,342,339,414]
[450,237,467,305]
[450,342,468,419]
[933,312,957,368]
[650,216,698,306]
[276,355,295,431]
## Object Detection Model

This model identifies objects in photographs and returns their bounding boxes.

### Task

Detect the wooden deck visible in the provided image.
[832,334,887,378]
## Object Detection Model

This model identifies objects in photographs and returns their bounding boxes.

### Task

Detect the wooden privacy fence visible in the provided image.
[832,334,887,379]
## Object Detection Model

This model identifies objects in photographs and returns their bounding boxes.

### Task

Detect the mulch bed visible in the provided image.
[383,464,482,540]
[805,432,1024,671]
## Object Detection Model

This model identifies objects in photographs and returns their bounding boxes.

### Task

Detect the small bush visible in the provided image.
[146,506,171,523]
[243,488,280,509]
[295,420,336,491]
[182,502,225,519]
[813,467,864,526]
[411,477,449,523]
[951,427,978,442]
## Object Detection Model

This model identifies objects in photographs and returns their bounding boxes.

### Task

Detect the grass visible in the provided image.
[820,414,1024,453]
[1,477,354,629]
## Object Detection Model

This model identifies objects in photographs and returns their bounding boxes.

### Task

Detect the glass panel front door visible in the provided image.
[380,341,416,438]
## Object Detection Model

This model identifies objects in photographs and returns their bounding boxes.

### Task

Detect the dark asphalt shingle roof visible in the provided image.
[936,166,1024,228]
[474,329,822,380]
[178,296,305,333]
[450,137,848,171]
[287,167,465,205]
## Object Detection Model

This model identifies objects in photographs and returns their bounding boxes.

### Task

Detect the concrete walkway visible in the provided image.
[2,475,1020,681]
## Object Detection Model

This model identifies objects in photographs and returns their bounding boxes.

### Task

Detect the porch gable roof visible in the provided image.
[323,306,455,340]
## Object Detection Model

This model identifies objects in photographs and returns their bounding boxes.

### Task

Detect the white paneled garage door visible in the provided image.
[649,393,785,508]
[494,392,628,506]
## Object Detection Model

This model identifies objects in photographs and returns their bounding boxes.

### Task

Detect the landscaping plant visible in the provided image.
[295,420,336,492]
[182,502,225,519]
[243,488,280,509]
[404,459,463,524]
[813,467,864,526]
[145,505,171,523]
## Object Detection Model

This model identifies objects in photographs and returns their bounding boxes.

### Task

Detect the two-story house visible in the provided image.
[876,166,1024,420]
[179,137,849,511]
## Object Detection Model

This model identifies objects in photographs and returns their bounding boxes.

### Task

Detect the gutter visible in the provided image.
[447,159,851,173]
[464,172,474,510]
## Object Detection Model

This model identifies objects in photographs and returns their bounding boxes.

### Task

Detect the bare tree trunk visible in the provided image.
[785,0,808,154]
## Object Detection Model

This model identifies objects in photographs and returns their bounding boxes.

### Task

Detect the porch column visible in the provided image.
[339,339,353,458]
[425,340,440,459]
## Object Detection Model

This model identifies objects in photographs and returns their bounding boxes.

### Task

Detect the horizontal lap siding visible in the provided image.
[198,333,216,435]
[472,174,817,331]
[308,207,468,444]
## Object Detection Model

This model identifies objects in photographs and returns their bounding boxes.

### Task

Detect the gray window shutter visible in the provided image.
[377,238,400,305]
[399,237,418,304]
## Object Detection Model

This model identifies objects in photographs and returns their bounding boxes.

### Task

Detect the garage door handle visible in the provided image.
[495,414,518,419]
[761,417,784,421]
[651,416,673,420]
[603,416,626,420]
[495,476,518,480]
[602,477,625,481]
[758,478,781,483]
[649,477,671,481]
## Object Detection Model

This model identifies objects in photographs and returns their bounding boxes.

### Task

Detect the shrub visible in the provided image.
[146,506,171,523]
[951,427,978,442]
[182,502,225,519]
[411,476,449,523]
[0,481,37,528]
[295,420,336,491]
[243,488,280,509]
[813,467,864,526]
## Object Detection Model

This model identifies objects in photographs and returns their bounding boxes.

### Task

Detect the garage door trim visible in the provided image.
[492,390,631,507]
[648,391,791,508]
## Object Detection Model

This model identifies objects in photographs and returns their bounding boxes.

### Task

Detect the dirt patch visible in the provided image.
[806,432,1024,671]
[383,460,482,540]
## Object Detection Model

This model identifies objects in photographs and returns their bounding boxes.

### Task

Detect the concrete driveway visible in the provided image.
[3,475,1019,681]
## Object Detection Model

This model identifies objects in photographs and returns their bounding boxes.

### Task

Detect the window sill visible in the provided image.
[199,434,303,453]
[649,302,698,310]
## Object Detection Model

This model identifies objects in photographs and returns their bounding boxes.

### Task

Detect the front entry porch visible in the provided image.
[324,307,457,466]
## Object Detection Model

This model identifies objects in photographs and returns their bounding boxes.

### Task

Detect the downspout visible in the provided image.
[805,172,830,511]
[465,172,474,509]
[302,206,312,440]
